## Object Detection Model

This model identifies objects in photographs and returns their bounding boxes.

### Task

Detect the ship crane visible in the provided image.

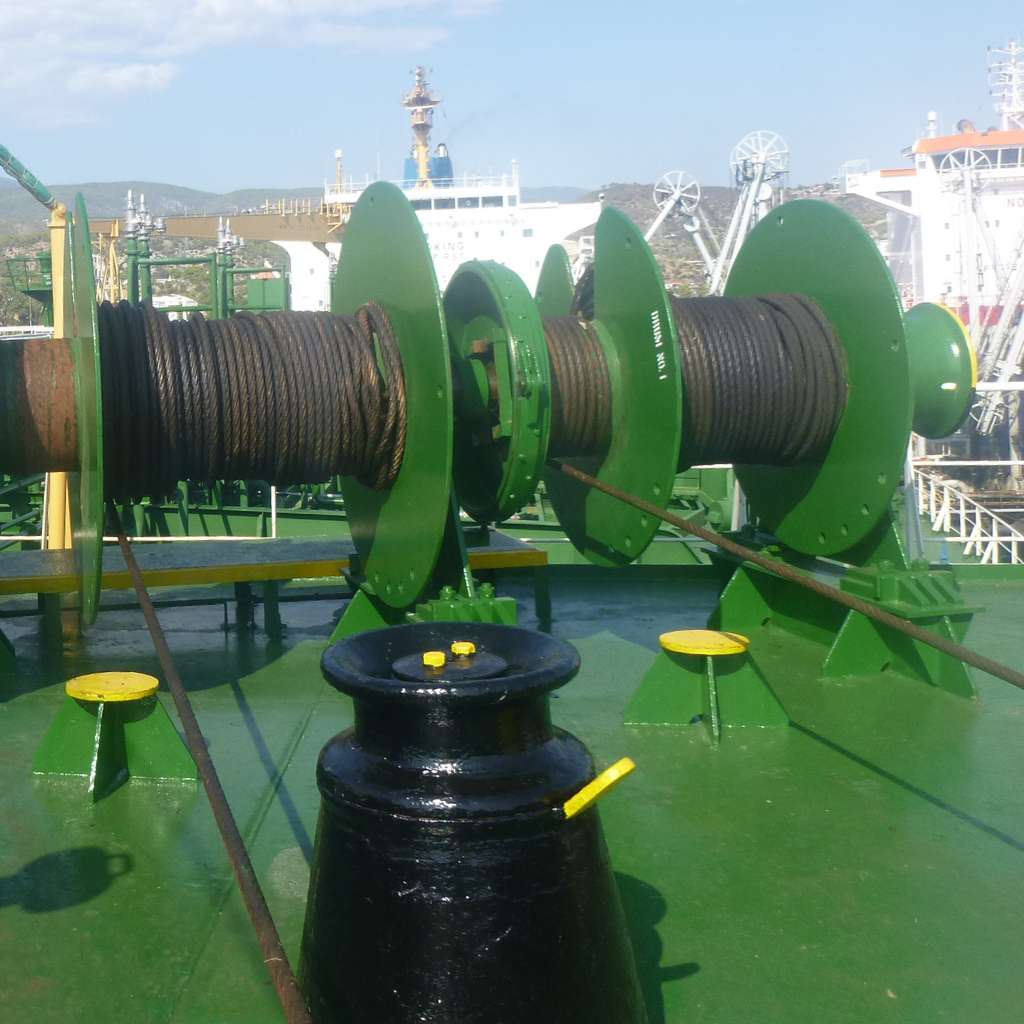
[973,212,1024,433]
[938,148,1005,357]
[645,172,718,280]
[708,131,788,295]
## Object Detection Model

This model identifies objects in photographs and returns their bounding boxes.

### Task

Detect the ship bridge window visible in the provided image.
[523,229,533,237]
[410,199,431,211]
[508,196,517,206]
[458,197,480,208]
[434,197,456,210]
[482,195,504,208]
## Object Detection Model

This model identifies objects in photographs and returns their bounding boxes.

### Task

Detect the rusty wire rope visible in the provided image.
[671,294,848,468]
[543,316,612,457]
[98,300,407,503]
[108,502,313,1024]
[540,286,848,471]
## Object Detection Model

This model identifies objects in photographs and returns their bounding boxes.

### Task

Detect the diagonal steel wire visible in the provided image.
[108,500,313,1024]
[550,460,1024,692]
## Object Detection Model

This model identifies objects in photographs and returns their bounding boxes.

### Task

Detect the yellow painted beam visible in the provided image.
[90,213,347,244]
[0,546,546,596]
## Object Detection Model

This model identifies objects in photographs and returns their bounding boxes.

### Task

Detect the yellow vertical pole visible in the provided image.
[43,203,72,551]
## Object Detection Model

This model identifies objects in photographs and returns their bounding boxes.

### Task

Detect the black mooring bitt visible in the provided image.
[300,621,646,1024]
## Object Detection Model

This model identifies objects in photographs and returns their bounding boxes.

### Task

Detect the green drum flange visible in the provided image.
[444,261,551,523]
[68,195,104,625]
[534,244,575,317]
[904,302,976,438]
[725,200,911,557]
[332,182,453,608]
[543,207,682,566]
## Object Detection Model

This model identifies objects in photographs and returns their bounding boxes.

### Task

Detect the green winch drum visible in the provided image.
[332,182,453,608]
[444,260,551,524]
[534,244,575,318]
[68,195,104,625]
[542,207,683,566]
[38,187,980,621]
[724,200,973,557]
[903,301,976,439]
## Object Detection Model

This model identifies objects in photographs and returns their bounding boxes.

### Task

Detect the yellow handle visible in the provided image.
[562,757,637,820]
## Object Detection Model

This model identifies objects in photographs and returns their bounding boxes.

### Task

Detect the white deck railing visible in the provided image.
[914,467,1024,564]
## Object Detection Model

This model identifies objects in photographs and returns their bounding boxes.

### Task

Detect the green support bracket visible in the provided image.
[709,535,982,699]
[330,490,520,641]
[33,676,196,802]
[411,583,517,625]
[328,586,409,643]
[625,631,788,742]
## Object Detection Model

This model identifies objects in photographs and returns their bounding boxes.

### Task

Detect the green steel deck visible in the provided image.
[0,565,1021,1023]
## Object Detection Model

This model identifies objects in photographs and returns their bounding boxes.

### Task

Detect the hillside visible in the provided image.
[571,183,888,294]
[0,181,325,232]
[1,175,892,322]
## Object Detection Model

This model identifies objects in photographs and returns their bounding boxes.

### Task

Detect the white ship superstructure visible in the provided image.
[277,70,601,311]
[843,42,1024,439]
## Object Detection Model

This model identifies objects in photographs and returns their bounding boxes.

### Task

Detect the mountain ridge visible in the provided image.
[0,179,594,228]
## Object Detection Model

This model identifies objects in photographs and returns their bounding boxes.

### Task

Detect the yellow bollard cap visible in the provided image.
[659,629,749,656]
[563,757,637,820]
[66,671,159,703]
[422,651,447,669]
[451,641,476,657]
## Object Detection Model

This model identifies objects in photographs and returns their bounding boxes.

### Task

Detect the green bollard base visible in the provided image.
[33,694,196,802]
[625,647,788,743]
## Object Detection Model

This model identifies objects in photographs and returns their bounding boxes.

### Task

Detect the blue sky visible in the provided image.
[0,1,1021,193]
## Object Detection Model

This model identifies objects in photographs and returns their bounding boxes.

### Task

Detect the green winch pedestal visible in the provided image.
[710,510,982,700]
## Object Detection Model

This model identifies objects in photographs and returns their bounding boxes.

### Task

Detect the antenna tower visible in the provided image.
[403,67,441,188]
[989,41,1024,131]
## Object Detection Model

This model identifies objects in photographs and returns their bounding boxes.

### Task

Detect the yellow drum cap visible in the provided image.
[422,651,447,669]
[659,630,749,656]
[451,641,476,657]
[66,671,159,703]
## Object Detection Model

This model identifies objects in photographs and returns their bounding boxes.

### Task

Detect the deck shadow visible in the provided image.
[0,846,132,913]
[791,720,1024,853]
[615,872,699,1024]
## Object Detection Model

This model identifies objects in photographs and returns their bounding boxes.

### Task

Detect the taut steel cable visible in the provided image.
[98,300,407,503]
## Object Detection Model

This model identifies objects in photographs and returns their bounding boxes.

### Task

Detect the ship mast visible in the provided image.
[403,67,441,189]
[989,41,1024,131]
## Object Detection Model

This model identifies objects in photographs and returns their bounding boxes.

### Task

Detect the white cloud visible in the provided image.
[0,1,499,123]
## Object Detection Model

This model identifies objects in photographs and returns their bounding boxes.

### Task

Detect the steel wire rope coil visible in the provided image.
[543,315,612,457]
[98,300,407,502]
[670,294,848,468]
[539,292,845,471]
[570,264,595,320]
